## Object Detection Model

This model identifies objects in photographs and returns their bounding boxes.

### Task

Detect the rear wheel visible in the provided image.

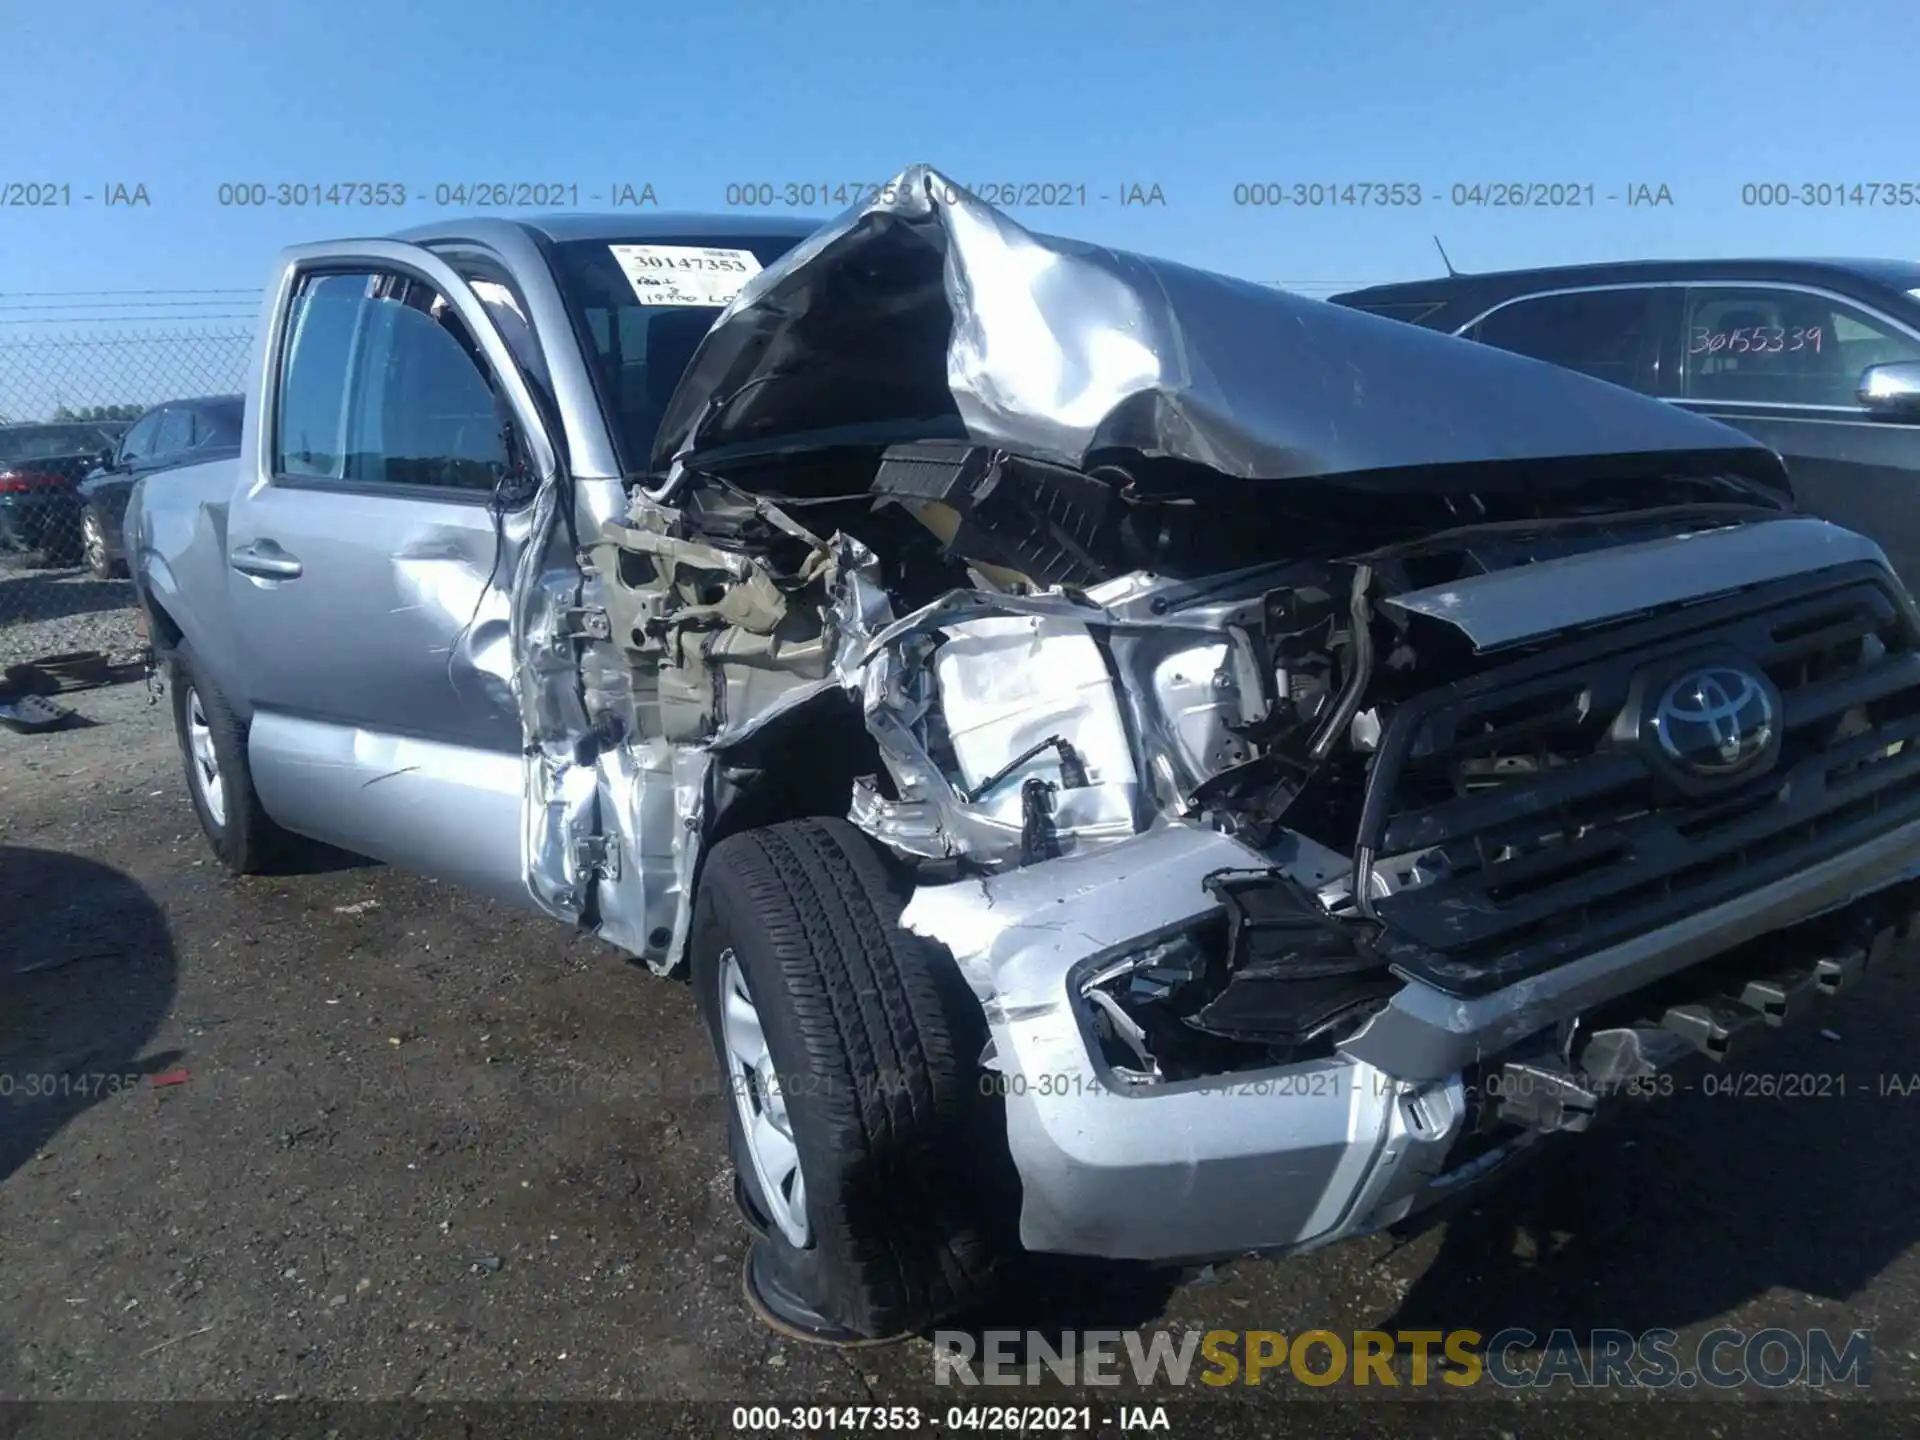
[167,642,290,874]
[693,818,1018,1343]
[81,507,118,578]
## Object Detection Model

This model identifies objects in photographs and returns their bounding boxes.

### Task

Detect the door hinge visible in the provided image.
[559,606,611,642]
[571,832,622,881]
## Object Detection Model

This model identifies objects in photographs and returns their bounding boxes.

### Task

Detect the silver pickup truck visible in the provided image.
[130,167,1920,1344]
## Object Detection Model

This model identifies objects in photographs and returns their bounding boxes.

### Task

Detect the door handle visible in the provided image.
[229,540,303,580]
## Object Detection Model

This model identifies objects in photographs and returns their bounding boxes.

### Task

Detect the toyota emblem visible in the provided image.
[1651,665,1777,777]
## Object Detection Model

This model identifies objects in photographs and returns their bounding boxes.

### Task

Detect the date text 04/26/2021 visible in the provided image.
[1228,181,1675,208]
[970,1067,1920,1102]
[729,1405,1164,1433]
[208,181,663,209]
[720,180,1167,209]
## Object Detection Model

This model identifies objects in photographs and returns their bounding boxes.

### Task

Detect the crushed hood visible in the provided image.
[650,164,1790,497]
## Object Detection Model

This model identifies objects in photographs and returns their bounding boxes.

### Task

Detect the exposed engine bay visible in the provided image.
[521,161,1920,1146]
[573,429,1839,1088]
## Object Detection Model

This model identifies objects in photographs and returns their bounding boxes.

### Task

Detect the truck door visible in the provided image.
[226,241,572,910]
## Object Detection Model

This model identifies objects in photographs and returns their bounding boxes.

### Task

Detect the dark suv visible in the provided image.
[1331,260,1920,582]
[75,395,244,576]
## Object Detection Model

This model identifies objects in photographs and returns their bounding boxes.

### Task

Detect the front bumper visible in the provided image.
[902,820,1920,1264]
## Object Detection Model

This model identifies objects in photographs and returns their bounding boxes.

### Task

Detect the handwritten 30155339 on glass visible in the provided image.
[1688,323,1825,356]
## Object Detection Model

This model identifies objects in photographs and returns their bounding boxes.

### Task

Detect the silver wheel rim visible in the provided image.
[185,687,227,828]
[720,949,809,1247]
[82,512,105,572]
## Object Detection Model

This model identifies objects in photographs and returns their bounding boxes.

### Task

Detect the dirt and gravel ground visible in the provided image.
[0,555,143,671]
[5,677,1920,1436]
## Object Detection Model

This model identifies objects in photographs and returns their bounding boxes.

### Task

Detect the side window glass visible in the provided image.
[276,273,367,479]
[275,270,510,492]
[352,287,510,491]
[1683,287,1920,406]
[154,408,193,457]
[1469,289,1654,390]
[119,411,162,463]
[203,404,243,449]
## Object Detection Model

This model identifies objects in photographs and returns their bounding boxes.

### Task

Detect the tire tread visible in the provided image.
[697,817,1012,1336]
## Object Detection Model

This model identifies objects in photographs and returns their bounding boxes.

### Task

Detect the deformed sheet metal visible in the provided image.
[651,164,1790,496]
[1382,517,1891,650]
[896,822,1454,1260]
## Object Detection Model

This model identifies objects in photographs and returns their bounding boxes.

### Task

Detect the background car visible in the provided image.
[0,419,130,565]
[76,394,244,577]
[1330,259,1920,583]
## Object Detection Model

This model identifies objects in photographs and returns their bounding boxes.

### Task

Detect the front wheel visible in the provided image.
[693,818,1018,1343]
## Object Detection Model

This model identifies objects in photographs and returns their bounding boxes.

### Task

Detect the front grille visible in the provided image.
[1361,562,1920,995]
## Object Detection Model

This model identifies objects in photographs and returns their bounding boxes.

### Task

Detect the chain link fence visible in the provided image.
[0,327,253,668]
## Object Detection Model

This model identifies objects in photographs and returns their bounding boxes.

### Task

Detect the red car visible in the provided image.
[0,420,128,565]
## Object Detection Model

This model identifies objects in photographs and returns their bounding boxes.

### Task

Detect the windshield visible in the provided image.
[545,234,810,476]
[0,424,116,464]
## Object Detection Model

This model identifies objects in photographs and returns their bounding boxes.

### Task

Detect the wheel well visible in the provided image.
[704,689,882,852]
[142,592,184,652]
[663,689,893,973]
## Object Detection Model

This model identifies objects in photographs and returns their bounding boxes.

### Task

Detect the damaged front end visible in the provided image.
[552,167,1920,1263]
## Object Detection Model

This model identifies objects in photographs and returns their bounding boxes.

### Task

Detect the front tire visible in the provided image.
[693,818,1017,1341]
[168,642,289,874]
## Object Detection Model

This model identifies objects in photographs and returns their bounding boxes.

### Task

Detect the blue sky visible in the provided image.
[5,0,1919,307]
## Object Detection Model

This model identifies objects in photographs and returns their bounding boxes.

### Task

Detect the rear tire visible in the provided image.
[693,817,1017,1341]
[167,642,290,875]
[81,507,120,578]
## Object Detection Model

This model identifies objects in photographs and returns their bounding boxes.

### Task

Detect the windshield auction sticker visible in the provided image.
[608,244,763,307]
